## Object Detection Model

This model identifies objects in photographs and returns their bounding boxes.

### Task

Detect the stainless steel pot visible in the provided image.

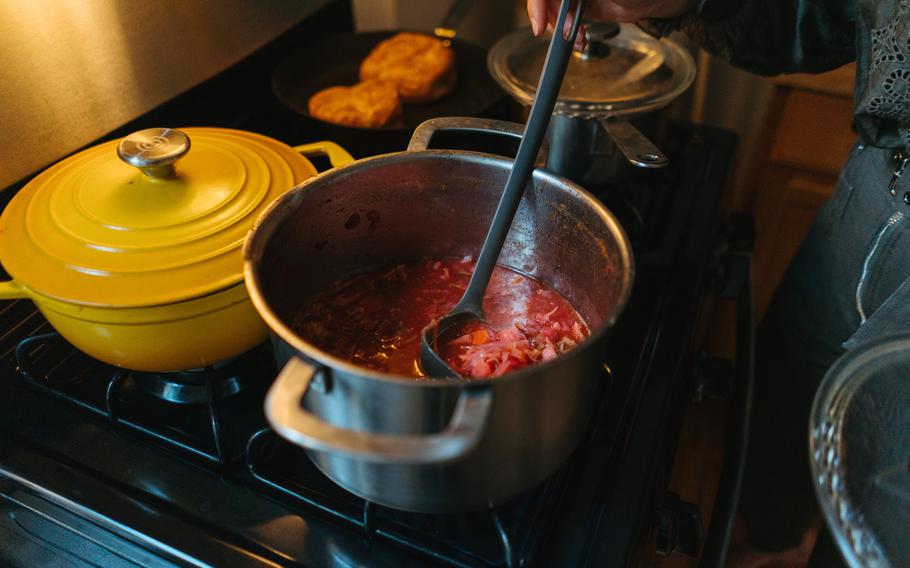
[488,22,696,188]
[547,112,667,188]
[243,117,634,513]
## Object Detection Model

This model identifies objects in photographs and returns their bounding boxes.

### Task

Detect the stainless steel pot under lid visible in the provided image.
[810,334,910,568]
[487,22,696,118]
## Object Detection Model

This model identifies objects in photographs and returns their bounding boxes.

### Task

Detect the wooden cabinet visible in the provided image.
[747,64,857,319]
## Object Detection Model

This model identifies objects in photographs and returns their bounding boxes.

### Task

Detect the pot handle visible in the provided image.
[292,141,355,168]
[434,0,476,43]
[600,118,669,169]
[265,356,493,464]
[408,117,549,168]
[0,280,28,300]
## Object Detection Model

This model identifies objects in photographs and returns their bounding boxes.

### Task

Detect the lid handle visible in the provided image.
[117,128,191,179]
[578,21,620,59]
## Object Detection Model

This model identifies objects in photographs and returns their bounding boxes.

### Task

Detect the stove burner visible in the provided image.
[13,331,272,466]
[135,362,248,404]
[243,428,530,567]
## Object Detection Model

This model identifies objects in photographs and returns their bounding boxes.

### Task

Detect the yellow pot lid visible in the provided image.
[0,127,318,307]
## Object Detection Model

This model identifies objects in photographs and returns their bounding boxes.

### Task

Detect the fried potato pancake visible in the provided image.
[308,80,403,128]
[359,32,456,104]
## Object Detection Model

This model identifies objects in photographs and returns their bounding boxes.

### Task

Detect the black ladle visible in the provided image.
[419,0,587,378]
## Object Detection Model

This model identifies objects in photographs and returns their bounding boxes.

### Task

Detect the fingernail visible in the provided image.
[575,25,587,51]
[530,14,540,36]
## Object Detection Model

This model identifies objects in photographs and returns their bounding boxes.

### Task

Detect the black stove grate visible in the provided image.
[243,426,574,567]
[7,302,598,567]
[0,121,736,567]
[241,379,598,568]
[12,326,271,468]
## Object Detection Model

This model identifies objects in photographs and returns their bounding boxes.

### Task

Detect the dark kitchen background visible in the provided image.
[0,1,855,567]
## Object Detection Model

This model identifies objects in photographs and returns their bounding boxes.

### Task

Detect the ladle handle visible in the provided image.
[455,0,586,315]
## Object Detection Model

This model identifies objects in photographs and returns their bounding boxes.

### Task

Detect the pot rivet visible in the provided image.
[904,191,910,206]
[638,153,660,163]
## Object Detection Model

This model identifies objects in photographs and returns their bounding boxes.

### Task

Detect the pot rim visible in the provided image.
[243,149,635,387]
[13,277,249,314]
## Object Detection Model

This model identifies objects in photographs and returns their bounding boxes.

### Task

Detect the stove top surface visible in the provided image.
[0,6,736,566]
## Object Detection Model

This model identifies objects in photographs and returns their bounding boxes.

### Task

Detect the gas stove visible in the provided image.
[0,5,738,567]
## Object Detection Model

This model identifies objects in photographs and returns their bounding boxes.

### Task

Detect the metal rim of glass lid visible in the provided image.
[487,22,696,118]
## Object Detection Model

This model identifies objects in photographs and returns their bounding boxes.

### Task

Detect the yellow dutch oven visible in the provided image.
[0,127,352,371]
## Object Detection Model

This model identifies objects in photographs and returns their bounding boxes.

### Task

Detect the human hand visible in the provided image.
[527,0,697,49]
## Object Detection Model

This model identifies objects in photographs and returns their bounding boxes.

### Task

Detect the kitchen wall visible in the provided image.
[674,42,777,209]
[0,0,334,191]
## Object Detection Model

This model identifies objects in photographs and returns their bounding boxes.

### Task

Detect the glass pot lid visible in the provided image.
[810,334,910,567]
[0,127,318,307]
[487,22,696,118]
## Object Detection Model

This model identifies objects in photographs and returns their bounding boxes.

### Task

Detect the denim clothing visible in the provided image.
[649,1,910,149]
[742,144,910,558]
[644,1,910,559]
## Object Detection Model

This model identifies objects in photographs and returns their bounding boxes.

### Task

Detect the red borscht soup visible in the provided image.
[292,257,589,379]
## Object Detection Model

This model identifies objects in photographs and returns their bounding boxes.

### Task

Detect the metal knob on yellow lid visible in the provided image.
[117,127,191,179]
